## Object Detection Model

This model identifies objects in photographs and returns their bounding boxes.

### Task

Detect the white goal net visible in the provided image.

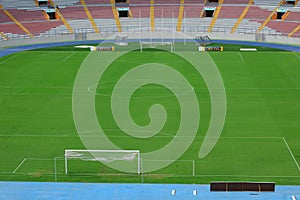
[139,41,173,52]
[64,150,141,175]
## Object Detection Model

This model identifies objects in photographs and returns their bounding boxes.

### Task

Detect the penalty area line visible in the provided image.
[12,157,60,174]
[12,158,27,173]
[0,52,22,65]
[282,137,300,171]
[294,53,300,60]
[238,52,244,63]
[63,51,76,62]
[143,173,300,178]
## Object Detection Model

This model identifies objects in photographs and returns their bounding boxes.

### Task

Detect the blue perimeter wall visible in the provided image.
[0,39,300,58]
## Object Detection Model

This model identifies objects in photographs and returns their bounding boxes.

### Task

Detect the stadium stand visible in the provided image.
[0,0,299,40]
[87,5,114,19]
[266,21,299,36]
[94,18,118,32]
[78,0,99,33]
[290,26,300,37]
[24,21,65,36]
[218,5,246,19]
[0,0,36,9]
[230,0,254,33]
[154,5,179,18]
[0,23,25,35]
[49,0,80,7]
[284,9,300,20]
[207,0,224,32]
[5,9,45,22]
[58,6,87,20]
[44,19,90,33]
[253,0,282,6]
[184,0,204,18]
[130,5,150,18]
[0,9,11,23]
[211,18,276,34]
[222,0,250,4]
[245,5,272,19]
[85,0,107,4]
[130,0,150,5]
[176,0,184,31]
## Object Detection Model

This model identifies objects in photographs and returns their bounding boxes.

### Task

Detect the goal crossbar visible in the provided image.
[65,149,140,153]
[64,149,141,175]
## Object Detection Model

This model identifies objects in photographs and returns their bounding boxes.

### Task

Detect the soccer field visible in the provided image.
[0,43,300,184]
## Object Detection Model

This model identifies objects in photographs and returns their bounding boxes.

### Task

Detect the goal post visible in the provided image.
[64,149,141,175]
[139,41,173,52]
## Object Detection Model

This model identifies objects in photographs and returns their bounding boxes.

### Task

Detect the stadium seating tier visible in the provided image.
[0,1,299,39]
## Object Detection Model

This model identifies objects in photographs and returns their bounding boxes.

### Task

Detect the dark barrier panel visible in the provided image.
[260,182,275,192]
[210,182,275,192]
[243,182,259,191]
[227,182,243,191]
[210,182,227,191]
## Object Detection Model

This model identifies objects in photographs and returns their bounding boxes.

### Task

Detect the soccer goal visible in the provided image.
[64,149,141,175]
[114,35,128,46]
[139,41,173,52]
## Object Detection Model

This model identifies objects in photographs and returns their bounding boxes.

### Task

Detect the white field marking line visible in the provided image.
[25,158,58,161]
[60,130,284,140]
[89,80,300,90]
[142,174,300,178]
[0,52,22,65]
[0,134,78,137]
[294,53,300,60]
[143,159,194,162]
[12,157,62,173]
[51,172,300,179]
[62,132,77,136]
[87,85,195,98]
[12,158,27,173]
[0,86,73,89]
[0,172,60,176]
[63,51,76,62]
[0,172,14,174]
[238,52,244,63]
[282,137,300,171]
[0,132,284,139]
[4,171,300,178]
[1,85,300,90]
[0,94,71,97]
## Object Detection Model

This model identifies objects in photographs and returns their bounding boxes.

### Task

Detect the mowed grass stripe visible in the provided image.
[0,47,299,184]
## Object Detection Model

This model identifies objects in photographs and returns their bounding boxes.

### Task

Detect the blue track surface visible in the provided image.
[0,182,299,200]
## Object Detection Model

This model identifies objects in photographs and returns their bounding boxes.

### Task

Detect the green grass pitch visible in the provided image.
[0,43,300,184]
